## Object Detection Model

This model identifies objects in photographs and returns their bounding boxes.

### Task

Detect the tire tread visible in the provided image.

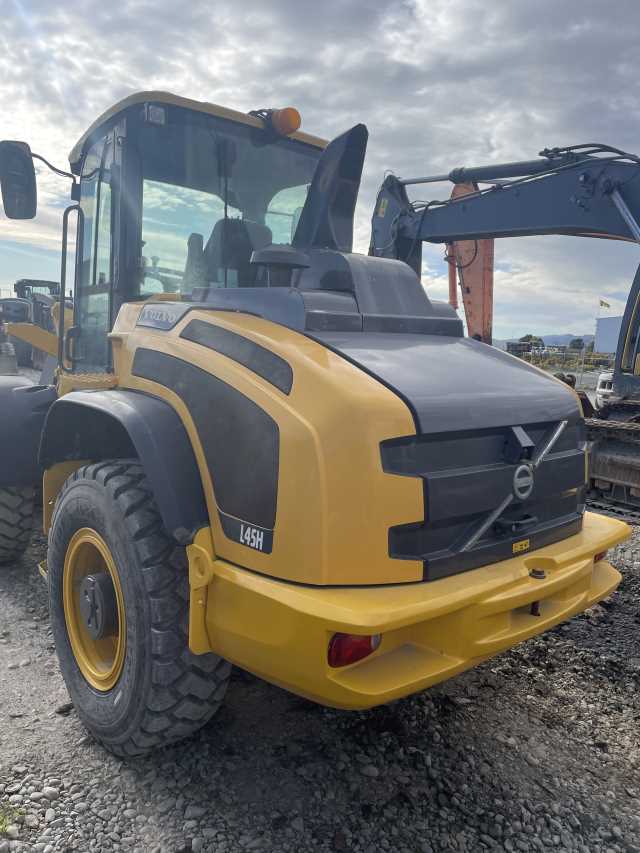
[53,460,230,756]
[0,486,35,565]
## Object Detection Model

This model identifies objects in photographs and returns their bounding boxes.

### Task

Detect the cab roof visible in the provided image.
[68,90,327,173]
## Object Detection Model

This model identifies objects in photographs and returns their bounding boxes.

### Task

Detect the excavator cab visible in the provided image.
[587,262,640,505]
[615,267,640,381]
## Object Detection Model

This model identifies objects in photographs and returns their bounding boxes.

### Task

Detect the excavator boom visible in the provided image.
[370,142,640,511]
[371,146,640,266]
[370,144,640,344]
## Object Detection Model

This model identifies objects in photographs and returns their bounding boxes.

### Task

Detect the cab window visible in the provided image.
[135,111,321,298]
[621,290,640,373]
[77,135,113,369]
[140,180,240,296]
[266,185,308,243]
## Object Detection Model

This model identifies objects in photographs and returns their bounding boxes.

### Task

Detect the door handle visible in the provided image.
[64,325,81,364]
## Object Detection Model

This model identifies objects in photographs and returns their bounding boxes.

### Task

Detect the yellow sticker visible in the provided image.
[377,198,388,217]
[513,538,530,554]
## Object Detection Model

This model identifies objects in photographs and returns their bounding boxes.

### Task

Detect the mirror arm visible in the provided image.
[31,152,76,183]
[31,151,79,200]
[0,142,78,219]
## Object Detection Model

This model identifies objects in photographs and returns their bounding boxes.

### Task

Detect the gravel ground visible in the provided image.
[0,521,639,853]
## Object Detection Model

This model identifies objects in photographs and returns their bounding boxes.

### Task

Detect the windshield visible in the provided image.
[136,106,322,298]
[15,281,59,298]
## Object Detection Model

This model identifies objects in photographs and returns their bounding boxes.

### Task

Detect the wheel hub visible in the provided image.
[78,572,118,640]
[62,528,126,692]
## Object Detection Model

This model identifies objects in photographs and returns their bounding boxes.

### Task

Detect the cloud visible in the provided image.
[1,0,640,336]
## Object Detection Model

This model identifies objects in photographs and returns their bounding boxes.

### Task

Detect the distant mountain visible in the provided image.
[540,334,594,346]
[492,333,595,350]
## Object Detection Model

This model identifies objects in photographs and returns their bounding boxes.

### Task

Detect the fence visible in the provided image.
[516,349,615,390]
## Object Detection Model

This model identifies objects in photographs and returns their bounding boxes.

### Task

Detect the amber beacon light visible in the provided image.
[270,107,302,136]
[249,105,302,136]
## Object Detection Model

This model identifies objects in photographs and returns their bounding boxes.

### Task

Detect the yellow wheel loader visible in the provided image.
[0,93,630,755]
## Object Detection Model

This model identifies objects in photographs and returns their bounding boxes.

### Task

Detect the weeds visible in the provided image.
[0,802,23,835]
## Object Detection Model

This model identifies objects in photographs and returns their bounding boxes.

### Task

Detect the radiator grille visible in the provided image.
[382,419,585,581]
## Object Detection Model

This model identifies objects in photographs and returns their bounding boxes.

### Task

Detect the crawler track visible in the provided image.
[586,496,640,525]
[586,415,640,439]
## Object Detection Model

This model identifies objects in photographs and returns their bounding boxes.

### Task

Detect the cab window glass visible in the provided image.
[140,180,239,296]
[621,290,640,372]
[266,185,308,243]
[135,111,321,297]
[77,136,113,369]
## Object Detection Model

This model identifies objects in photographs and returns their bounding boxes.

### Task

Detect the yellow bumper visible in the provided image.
[200,511,629,709]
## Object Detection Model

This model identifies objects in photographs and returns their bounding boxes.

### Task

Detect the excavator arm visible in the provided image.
[370,144,640,342]
[446,183,494,342]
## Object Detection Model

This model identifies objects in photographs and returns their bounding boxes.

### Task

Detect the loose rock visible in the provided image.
[0,481,638,852]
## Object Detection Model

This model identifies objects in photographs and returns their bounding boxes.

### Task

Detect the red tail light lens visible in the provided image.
[594,551,607,563]
[328,633,381,668]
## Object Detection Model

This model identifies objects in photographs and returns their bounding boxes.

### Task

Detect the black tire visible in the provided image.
[0,486,35,565]
[11,337,32,368]
[0,340,18,375]
[48,460,231,756]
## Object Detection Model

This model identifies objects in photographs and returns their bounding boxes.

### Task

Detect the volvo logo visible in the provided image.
[513,463,534,501]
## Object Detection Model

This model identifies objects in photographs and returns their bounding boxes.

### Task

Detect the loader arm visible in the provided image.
[370,144,640,342]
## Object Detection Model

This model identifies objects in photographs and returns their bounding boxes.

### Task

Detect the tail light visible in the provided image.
[328,633,381,668]
[594,551,607,563]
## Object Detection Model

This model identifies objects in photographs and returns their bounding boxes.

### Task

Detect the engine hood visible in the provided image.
[312,332,581,432]
[310,331,585,582]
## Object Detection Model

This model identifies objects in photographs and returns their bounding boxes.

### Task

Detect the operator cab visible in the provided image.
[0,91,463,375]
[67,92,326,369]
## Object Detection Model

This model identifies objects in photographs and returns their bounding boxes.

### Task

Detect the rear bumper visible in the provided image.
[203,511,629,709]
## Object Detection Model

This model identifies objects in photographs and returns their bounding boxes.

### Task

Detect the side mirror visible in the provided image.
[0,141,37,219]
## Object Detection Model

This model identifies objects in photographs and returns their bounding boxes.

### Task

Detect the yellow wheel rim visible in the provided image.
[63,528,126,692]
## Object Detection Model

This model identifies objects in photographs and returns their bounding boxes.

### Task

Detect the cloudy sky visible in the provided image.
[1,0,640,338]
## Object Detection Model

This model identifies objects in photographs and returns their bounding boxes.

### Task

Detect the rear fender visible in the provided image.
[0,376,57,487]
[39,389,208,543]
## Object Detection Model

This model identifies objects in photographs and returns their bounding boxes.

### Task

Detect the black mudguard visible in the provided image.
[39,389,208,544]
[0,377,57,487]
